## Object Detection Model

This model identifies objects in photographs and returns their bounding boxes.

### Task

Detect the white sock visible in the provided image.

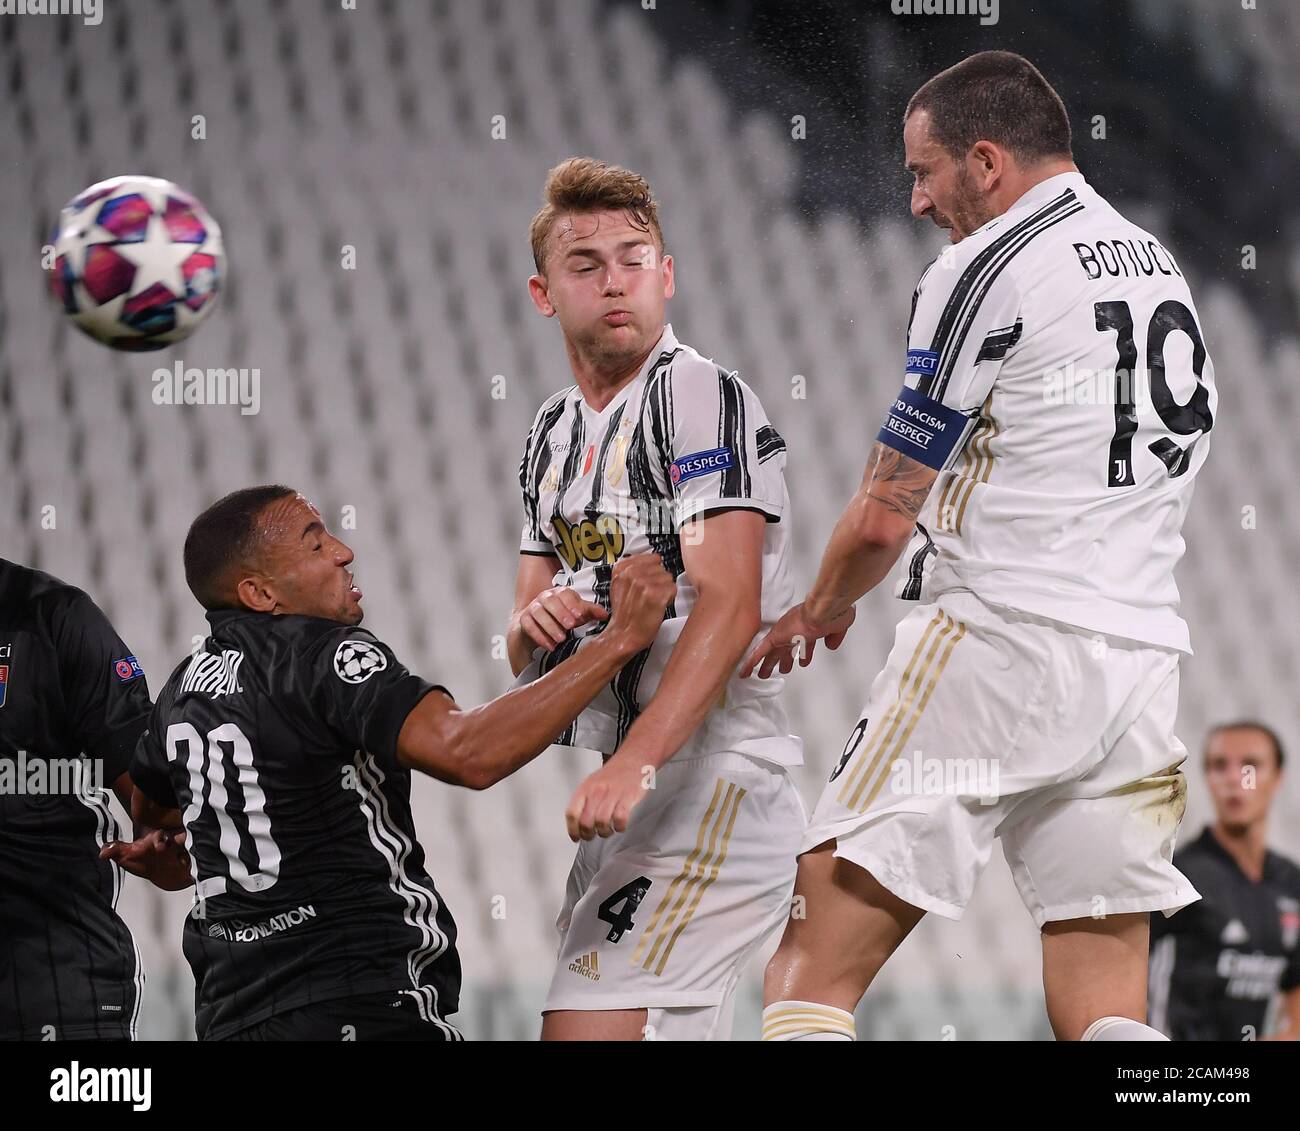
[762,1000,856,1041]
[1080,1015,1169,1041]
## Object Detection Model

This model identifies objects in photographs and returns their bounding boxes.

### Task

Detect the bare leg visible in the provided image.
[1041,912,1151,1040]
[764,841,926,1011]
[540,1008,647,1041]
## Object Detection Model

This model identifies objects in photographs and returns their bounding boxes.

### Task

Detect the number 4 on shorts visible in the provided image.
[597,876,653,943]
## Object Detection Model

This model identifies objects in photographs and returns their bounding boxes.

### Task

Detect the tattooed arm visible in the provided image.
[803,442,938,624]
[741,442,937,679]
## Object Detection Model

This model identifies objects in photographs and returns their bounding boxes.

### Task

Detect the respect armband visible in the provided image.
[876,384,972,470]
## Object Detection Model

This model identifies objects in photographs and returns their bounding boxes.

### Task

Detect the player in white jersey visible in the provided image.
[508,158,811,1040]
[743,52,1215,1042]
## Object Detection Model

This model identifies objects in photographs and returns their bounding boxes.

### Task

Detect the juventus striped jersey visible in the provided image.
[130,610,461,1040]
[0,560,150,1040]
[515,324,801,766]
[892,172,1215,653]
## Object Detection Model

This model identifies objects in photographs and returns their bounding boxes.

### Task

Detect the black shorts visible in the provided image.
[220,992,463,1041]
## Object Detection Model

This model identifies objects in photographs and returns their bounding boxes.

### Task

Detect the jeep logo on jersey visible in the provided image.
[333,639,388,684]
[552,513,625,570]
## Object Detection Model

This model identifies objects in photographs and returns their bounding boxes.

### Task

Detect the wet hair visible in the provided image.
[529,156,664,273]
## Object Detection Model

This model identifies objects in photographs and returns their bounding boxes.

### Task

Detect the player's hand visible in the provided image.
[513,584,609,652]
[565,754,652,842]
[739,601,856,679]
[606,553,675,649]
[100,827,194,891]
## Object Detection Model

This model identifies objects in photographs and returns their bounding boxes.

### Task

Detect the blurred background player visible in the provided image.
[0,558,185,1041]
[746,51,1214,1042]
[1149,721,1300,1040]
[509,158,813,1041]
[114,485,673,1040]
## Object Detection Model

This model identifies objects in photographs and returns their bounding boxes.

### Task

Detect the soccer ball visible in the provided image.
[47,175,224,351]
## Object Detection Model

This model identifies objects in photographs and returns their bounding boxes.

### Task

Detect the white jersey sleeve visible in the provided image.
[518,391,570,556]
[649,353,787,527]
[885,243,1025,472]
[907,244,1025,412]
[889,172,1214,654]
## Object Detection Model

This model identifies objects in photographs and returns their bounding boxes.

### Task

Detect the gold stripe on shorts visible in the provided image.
[837,610,950,809]
[630,779,745,976]
[651,785,746,976]
[857,616,967,813]
[839,610,966,812]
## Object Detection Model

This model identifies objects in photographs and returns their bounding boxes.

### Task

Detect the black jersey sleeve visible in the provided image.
[309,629,451,770]
[128,709,179,810]
[47,589,152,780]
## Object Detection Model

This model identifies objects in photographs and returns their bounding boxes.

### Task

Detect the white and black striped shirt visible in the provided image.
[893,172,1215,654]
[515,324,800,765]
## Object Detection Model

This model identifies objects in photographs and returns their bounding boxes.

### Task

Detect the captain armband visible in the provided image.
[876,383,972,471]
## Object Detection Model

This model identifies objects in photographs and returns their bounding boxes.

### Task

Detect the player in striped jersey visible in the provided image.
[745,52,1214,1041]
[509,158,809,1040]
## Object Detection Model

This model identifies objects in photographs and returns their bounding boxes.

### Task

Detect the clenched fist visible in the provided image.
[606,553,675,650]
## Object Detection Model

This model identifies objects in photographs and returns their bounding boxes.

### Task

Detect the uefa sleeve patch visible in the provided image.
[112,656,144,682]
[905,349,940,377]
[333,638,388,684]
[877,384,970,470]
[669,447,734,486]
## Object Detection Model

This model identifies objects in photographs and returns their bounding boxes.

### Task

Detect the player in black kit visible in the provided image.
[1,559,187,1041]
[1148,721,1300,1040]
[106,485,673,1040]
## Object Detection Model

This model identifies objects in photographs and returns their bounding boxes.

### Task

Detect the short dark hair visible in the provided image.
[905,50,1072,165]
[183,485,296,610]
[1205,720,1286,770]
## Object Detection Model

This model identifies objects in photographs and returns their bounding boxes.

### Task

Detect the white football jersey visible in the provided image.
[514,324,800,766]
[891,171,1216,653]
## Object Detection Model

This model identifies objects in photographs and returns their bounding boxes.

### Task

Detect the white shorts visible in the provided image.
[543,747,806,1039]
[804,590,1201,928]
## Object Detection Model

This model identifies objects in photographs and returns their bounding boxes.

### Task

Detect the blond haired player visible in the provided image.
[745,52,1215,1042]
[508,158,814,1041]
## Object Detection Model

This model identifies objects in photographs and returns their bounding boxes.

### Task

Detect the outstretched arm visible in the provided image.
[741,442,937,679]
[398,554,673,789]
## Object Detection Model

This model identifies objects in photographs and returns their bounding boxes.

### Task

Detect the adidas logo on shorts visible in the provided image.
[568,951,600,981]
